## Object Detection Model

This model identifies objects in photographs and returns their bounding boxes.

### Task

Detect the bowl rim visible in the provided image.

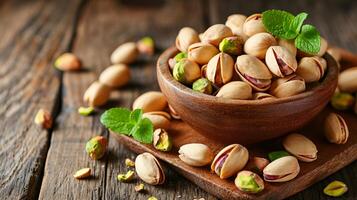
[157,46,339,106]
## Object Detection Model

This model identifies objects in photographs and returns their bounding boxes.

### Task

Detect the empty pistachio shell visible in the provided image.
[99,64,130,88]
[265,46,297,77]
[111,42,138,64]
[270,74,306,98]
[268,151,290,162]
[192,78,213,94]
[188,42,219,65]
[178,143,214,167]
[83,81,111,107]
[324,113,349,144]
[153,128,172,152]
[244,33,277,59]
[263,156,300,182]
[135,152,165,185]
[278,39,297,56]
[173,58,201,85]
[225,14,247,35]
[330,92,355,110]
[283,133,318,162]
[296,57,325,83]
[211,144,249,179]
[235,55,272,91]
[202,24,233,46]
[338,67,357,93]
[243,13,266,37]
[245,157,270,174]
[219,36,244,56]
[54,53,81,71]
[132,91,167,113]
[175,27,200,52]
[206,52,234,87]
[143,111,171,130]
[235,170,264,193]
[253,92,276,100]
[323,181,348,197]
[216,81,252,100]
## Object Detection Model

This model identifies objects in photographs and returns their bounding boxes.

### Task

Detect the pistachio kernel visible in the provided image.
[323,181,348,197]
[134,183,145,192]
[235,170,264,193]
[125,158,135,167]
[148,196,158,200]
[153,129,172,152]
[174,52,188,62]
[117,170,135,182]
[73,168,91,179]
[78,106,95,116]
[330,92,355,110]
[268,151,290,162]
[192,78,213,94]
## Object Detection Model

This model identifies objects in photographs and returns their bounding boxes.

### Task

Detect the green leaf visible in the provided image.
[295,24,321,54]
[130,109,143,123]
[131,118,153,144]
[283,12,308,39]
[262,10,294,38]
[100,108,133,135]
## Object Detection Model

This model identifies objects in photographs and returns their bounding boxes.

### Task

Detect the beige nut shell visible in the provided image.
[178,143,214,167]
[265,46,297,77]
[99,64,130,88]
[110,42,138,64]
[132,91,167,113]
[283,133,318,162]
[188,42,219,65]
[216,81,252,100]
[135,152,165,185]
[83,81,111,107]
[338,67,357,93]
[263,156,300,182]
[296,57,325,83]
[175,27,200,52]
[278,39,297,56]
[324,113,349,144]
[143,111,171,130]
[206,52,234,86]
[270,74,306,98]
[244,32,276,59]
[202,24,233,46]
[243,13,266,37]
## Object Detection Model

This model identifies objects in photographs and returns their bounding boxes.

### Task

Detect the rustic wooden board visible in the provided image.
[113,106,357,200]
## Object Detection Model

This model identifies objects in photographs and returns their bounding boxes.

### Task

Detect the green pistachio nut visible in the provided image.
[148,196,158,200]
[235,171,264,193]
[153,129,172,152]
[173,58,201,85]
[219,36,243,56]
[323,180,348,197]
[137,37,155,55]
[134,183,145,192]
[192,78,213,94]
[174,52,187,62]
[117,170,135,182]
[78,106,94,116]
[268,150,290,161]
[331,92,355,110]
[85,136,108,160]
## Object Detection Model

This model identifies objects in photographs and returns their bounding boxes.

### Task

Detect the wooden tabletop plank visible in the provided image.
[0,0,84,199]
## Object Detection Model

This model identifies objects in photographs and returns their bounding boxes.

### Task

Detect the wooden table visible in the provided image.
[0,0,356,199]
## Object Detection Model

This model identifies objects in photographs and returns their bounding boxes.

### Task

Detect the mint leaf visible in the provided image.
[100,108,133,135]
[262,10,294,39]
[284,12,308,39]
[131,118,153,144]
[295,24,321,54]
[130,109,142,123]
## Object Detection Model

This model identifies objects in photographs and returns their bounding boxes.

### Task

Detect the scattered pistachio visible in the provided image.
[98,64,130,88]
[323,180,348,197]
[178,143,214,167]
[34,109,53,129]
[78,106,94,116]
[83,81,111,107]
[192,78,213,94]
[235,170,264,193]
[283,133,318,162]
[268,151,290,162]
[85,136,108,160]
[134,183,145,192]
[117,170,135,182]
[111,42,139,64]
[135,152,165,185]
[330,92,355,110]
[54,53,81,71]
[125,158,135,167]
[148,196,158,200]
[132,91,167,113]
[338,67,357,93]
[73,168,91,179]
[263,156,300,182]
[153,129,172,152]
[324,113,349,144]
[137,36,155,56]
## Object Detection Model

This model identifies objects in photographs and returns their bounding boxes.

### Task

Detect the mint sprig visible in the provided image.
[100,108,153,144]
[262,10,320,54]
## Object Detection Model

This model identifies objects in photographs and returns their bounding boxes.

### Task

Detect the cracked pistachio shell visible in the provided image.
[178,143,214,167]
[143,111,171,130]
[83,81,111,107]
[188,42,219,65]
[265,46,297,77]
[173,58,201,85]
[211,144,249,179]
[111,42,138,64]
[219,36,244,56]
[338,67,357,93]
[235,55,272,91]
[202,24,233,46]
[296,57,325,83]
[270,74,305,98]
[235,170,264,193]
[192,78,213,94]
[132,91,167,113]
[225,14,247,35]
[278,39,297,56]
[243,13,266,37]
[324,113,349,144]
[206,52,234,87]
[175,27,200,52]
[153,128,172,152]
[330,92,355,110]
[253,92,276,100]
[263,156,300,182]
[99,64,130,88]
[244,32,277,59]
[135,152,165,185]
[323,181,348,197]
[283,133,318,162]
[216,81,252,100]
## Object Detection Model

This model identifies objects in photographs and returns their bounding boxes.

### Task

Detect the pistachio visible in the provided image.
[168,105,181,120]
[99,64,130,88]
[175,27,200,52]
[117,170,135,182]
[283,133,318,162]
[243,13,266,37]
[270,74,306,98]
[169,52,187,70]
[134,183,145,192]
[135,152,165,185]
[54,53,81,71]
[216,81,252,100]
[206,52,234,87]
[73,168,91,179]
[132,91,167,113]
[153,128,172,152]
[148,197,158,200]
[327,47,341,62]
[201,24,233,46]
[265,46,297,77]
[338,67,357,93]
[245,157,270,174]
[34,109,53,129]
[296,57,325,83]
[253,92,276,100]
[244,32,277,59]
[83,81,111,107]
[192,78,213,94]
[111,42,139,64]
[178,143,214,167]
[125,158,135,167]
[78,106,95,116]
[219,36,244,56]
[85,136,108,160]
[188,42,219,65]
[173,58,201,85]
[324,113,349,144]
[235,170,264,193]
[268,151,290,162]
[211,144,249,179]
[235,55,272,91]
[330,92,355,110]
[323,181,348,197]
[263,156,300,182]
[143,111,171,130]
[225,14,247,36]
[137,36,155,56]
[278,39,297,56]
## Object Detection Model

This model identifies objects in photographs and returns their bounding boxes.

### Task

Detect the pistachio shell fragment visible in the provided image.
[111,42,138,64]
[283,133,318,162]
[83,81,111,107]
[330,92,355,110]
[34,109,53,129]
[268,151,290,162]
[73,168,91,179]
[216,81,252,100]
[270,74,305,98]
[99,64,130,88]
[265,46,297,77]
[153,128,172,152]
[338,67,357,93]
[324,113,349,144]
[143,111,171,129]
[235,170,264,193]
[117,170,135,182]
[202,24,233,46]
[134,183,145,192]
[211,144,249,179]
[243,13,266,37]
[173,58,201,85]
[132,91,167,113]
[323,181,348,197]
[135,152,165,185]
[244,32,276,59]
[176,27,200,52]
[206,52,234,87]
[78,106,95,116]
[188,42,219,65]
[178,143,214,167]
[263,156,300,182]
[296,57,325,83]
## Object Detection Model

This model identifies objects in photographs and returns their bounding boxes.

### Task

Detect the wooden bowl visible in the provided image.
[157,47,338,144]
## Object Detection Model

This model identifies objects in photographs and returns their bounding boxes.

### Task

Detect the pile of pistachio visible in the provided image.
[169,13,330,99]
